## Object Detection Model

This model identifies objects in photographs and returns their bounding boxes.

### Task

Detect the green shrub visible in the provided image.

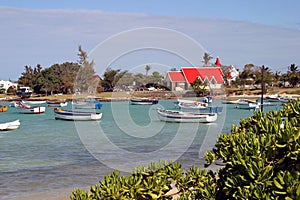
[71,99,300,200]
[205,99,300,199]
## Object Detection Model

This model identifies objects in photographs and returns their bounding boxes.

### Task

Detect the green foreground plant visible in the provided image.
[71,99,300,200]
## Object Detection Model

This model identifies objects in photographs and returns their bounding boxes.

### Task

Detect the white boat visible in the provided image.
[177,101,208,109]
[53,108,102,121]
[72,97,103,109]
[0,120,20,131]
[16,102,46,114]
[236,100,259,110]
[266,94,283,102]
[156,109,217,123]
[130,98,158,105]
[176,97,211,105]
[177,101,223,114]
[46,100,68,107]
[22,100,47,105]
[222,98,256,104]
[10,101,20,107]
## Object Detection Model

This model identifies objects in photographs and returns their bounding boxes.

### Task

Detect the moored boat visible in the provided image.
[130,98,158,105]
[46,100,68,107]
[72,97,103,109]
[236,100,259,110]
[53,108,102,121]
[22,100,47,105]
[16,102,46,114]
[177,101,223,114]
[156,109,217,123]
[0,119,20,131]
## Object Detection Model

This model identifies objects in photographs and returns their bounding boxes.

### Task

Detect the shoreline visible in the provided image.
[1,91,299,103]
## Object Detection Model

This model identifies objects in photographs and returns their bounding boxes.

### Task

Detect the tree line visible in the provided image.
[222,63,300,88]
[16,48,299,95]
[16,47,165,95]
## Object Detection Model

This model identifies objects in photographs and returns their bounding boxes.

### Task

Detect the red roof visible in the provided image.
[167,71,186,82]
[181,67,224,84]
[215,57,221,66]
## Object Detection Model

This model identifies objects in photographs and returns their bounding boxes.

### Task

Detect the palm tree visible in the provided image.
[288,63,298,73]
[287,64,299,87]
[145,65,151,76]
[202,52,213,67]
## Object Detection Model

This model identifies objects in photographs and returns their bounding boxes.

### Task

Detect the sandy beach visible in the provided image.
[1,87,299,102]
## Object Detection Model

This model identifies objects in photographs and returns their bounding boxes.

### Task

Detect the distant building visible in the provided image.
[0,80,18,93]
[227,65,239,85]
[165,67,224,91]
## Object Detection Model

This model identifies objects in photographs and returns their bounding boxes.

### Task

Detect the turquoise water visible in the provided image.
[0,99,283,199]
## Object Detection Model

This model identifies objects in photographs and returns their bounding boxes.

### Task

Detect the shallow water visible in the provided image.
[0,99,282,199]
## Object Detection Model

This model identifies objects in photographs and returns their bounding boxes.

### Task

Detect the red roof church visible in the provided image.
[165,66,224,92]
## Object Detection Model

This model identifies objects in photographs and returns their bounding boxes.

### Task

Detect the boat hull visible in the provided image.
[130,98,158,105]
[54,108,102,121]
[18,106,46,114]
[22,100,47,104]
[0,120,20,131]
[157,109,217,123]
[46,100,68,107]
[72,102,103,109]
[236,102,259,109]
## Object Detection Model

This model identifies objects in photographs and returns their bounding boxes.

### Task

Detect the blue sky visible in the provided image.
[1,0,300,80]
[2,0,300,30]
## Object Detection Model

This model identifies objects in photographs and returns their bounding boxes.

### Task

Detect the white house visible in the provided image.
[0,80,18,93]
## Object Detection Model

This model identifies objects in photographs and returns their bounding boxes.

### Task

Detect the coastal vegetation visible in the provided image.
[12,47,300,97]
[70,99,300,199]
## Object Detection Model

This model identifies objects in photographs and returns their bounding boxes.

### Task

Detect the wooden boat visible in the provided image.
[177,101,208,109]
[156,109,217,123]
[130,98,158,105]
[72,97,103,109]
[0,120,20,131]
[176,98,210,105]
[177,101,222,114]
[16,102,46,114]
[53,108,102,121]
[236,100,259,110]
[222,98,256,104]
[266,94,283,102]
[22,100,47,105]
[46,100,68,107]
[0,105,8,112]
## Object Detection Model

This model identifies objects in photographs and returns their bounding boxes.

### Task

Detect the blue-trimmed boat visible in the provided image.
[53,108,102,121]
[156,109,217,123]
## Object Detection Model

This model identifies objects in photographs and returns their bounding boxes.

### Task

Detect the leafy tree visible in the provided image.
[190,78,208,96]
[112,71,133,90]
[75,45,96,93]
[35,68,61,95]
[18,65,34,88]
[133,73,147,87]
[151,71,164,83]
[101,68,121,92]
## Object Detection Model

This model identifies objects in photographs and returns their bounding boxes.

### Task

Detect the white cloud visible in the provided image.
[0,7,299,80]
